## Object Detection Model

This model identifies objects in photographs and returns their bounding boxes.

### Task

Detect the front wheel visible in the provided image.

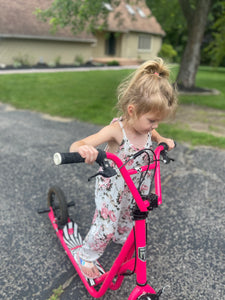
[48,186,68,227]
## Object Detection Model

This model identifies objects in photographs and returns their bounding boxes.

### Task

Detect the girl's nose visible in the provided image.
[152,122,158,129]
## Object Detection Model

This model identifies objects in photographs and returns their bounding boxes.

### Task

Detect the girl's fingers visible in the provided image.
[79,145,98,164]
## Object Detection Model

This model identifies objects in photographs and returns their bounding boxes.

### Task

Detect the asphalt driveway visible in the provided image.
[0,102,224,300]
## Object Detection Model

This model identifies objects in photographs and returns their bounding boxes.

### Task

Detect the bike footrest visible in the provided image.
[63,221,83,248]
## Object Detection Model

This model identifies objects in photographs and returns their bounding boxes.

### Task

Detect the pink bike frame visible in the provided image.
[49,144,165,299]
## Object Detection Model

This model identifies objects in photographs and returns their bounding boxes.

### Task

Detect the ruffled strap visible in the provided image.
[146,133,152,148]
[110,118,127,141]
[118,120,128,141]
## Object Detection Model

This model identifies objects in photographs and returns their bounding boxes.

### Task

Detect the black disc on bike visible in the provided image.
[47,186,68,227]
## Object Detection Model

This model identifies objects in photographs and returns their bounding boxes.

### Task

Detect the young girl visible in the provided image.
[70,58,177,279]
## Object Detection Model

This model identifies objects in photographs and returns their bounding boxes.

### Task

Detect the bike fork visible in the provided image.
[135,218,148,286]
[130,211,166,299]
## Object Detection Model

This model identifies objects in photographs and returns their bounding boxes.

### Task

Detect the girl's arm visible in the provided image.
[69,123,121,163]
[151,129,175,150]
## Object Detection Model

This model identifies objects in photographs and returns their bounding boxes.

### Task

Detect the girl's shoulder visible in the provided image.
[103,119,123,146]
[110,117,120,125]
[108,119,122,135]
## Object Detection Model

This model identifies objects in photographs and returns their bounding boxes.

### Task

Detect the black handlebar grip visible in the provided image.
[158,141,176,151]
[53,152,85,165]
[53,149,107,166]
[158,142,169,151]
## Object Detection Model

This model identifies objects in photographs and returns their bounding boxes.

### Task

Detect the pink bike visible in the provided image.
[39,142,175,299]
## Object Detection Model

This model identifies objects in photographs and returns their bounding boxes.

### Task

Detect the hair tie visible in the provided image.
[154,72,159,76]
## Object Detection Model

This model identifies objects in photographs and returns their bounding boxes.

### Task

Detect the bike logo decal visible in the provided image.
[138,247,146,262]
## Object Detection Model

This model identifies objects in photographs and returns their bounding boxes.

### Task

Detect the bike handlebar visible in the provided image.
[53,142,176,210]
[53,142,175,166]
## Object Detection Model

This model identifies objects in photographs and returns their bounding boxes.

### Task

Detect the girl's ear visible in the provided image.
[127,104,135,117]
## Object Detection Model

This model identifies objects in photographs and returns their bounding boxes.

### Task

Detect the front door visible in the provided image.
[105,32,116,56]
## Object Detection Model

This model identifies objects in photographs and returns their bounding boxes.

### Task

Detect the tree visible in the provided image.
[205,1,225,67]
[176,0,212,89]
[147,1,225,68]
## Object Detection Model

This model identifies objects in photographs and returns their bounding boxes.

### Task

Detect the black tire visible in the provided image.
[48,186,68,227]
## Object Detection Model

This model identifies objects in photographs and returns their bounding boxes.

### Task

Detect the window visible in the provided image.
[138,34,151,51]
[137,7,146,18]
[103,3,113,11]
[126,4,135,15]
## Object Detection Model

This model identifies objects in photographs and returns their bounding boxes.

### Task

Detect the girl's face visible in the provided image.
[128,105,162,134]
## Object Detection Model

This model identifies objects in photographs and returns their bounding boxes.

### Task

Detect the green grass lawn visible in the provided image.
[0,65,224,148]
[0,69,129,124]
[178,65,225,110]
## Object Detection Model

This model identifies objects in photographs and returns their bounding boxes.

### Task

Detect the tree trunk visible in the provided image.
[177,0,211,89]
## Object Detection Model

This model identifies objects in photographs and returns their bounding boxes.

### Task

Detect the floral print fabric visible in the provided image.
[79,120,152,262]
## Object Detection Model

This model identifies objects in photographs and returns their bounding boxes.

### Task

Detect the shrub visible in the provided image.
[74,54,84,66]
[12,54,34,67]
[158,43,177,62]
[107,60,120,66]
[54,56,61,66]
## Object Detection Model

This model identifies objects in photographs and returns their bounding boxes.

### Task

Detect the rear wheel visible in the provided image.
[48,186,68,227]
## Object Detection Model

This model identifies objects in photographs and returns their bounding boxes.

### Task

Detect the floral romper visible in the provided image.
[79,119,152,262]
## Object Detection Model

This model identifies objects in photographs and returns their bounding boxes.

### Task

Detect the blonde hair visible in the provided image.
[117,58,177,120]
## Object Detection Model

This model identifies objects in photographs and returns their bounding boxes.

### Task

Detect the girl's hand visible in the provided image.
[151,130,175,151]
[158,137,175,151]
[78,145,98,164]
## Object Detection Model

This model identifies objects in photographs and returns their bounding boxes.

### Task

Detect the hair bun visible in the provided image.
[143,58,169,78]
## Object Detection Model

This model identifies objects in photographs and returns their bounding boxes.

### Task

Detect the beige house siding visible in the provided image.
[0,38,94,65]
[92,32,106,58]
[93,31,162,61]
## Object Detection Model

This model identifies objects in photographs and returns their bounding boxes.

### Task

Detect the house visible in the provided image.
[0,0,96,66]
[93,0,165,65]
[0,0,165,66]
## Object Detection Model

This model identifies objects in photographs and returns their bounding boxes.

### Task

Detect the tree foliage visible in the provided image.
[205,1,225,66]
[146,0,187,59]
[35,0,120,34]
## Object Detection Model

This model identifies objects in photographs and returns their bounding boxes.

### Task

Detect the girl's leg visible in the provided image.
[79,206,120,278]
[79,220,113,261]
[78,174,126,278]
[113,207,133,244]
